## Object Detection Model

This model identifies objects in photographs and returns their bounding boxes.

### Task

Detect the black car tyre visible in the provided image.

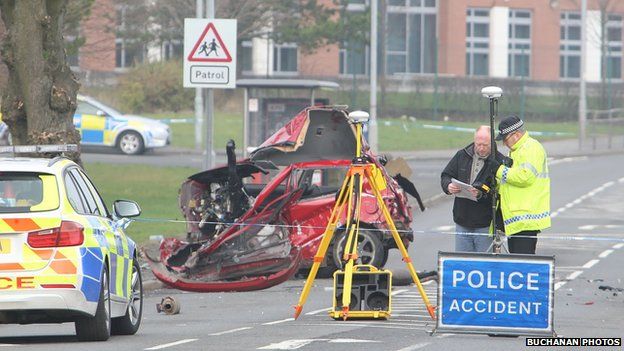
[117,131,145,155]
[331,228,385,269]
[75,265,111,341]
[112,258,143,335]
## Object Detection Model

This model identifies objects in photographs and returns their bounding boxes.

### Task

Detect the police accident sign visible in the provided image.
[436,252,555,336]
[184,18,237,88]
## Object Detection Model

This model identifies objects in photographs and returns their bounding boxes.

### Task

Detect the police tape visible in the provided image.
[377,119,574,137]
[131,217,624,243]
[160,118,195,124]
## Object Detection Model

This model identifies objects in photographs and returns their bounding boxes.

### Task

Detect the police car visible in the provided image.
[74,95,171,155]
[0,96,171,155]
[0,145,143,341]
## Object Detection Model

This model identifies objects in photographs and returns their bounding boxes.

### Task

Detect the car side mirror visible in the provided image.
[113,200,141,218]
[96,110,106,117]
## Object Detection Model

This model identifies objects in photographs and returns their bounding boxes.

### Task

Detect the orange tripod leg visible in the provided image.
[364,166,436,320]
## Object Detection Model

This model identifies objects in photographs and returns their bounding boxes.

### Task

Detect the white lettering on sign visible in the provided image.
[452,270,465,287]
[451,270,541,290]
[448,299,543,315]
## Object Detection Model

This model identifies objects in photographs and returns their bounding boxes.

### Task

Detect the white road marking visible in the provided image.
[209,327,253,336]
[391,289,409,296]
[582,259,600,269]
[551,180,616,218]
[258,339,378,350]
[258,339,318,350]
[296,323,424,331]
[144,339,198,350]
[394,342,431,351]
[566,270,583,281]
[599,249,614,258]
[433,225,454,231]
[555,281,566,290]
[263,318,294,325]
[614,243,624,249]
[329,339,380,343]
[305,308,330,316]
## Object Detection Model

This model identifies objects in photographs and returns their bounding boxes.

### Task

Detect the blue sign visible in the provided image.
[436,252,554,336]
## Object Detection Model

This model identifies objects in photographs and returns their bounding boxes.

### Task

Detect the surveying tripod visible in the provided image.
[293,112,436,321]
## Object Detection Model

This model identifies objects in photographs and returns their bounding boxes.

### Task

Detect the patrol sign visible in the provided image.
[436,252,555,336]
[184,18,237,88]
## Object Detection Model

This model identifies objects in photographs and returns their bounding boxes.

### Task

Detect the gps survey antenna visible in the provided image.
[480,86,507,253]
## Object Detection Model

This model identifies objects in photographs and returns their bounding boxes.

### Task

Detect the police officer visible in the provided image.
[491,115,551,254]
[441,126,505,252]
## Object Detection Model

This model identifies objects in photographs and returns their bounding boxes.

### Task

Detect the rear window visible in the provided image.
[0,172,59,213]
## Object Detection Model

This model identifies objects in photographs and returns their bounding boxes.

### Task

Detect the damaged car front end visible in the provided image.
[149,107,419,292]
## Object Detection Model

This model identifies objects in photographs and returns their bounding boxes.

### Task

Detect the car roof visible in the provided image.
[0,157,76,174]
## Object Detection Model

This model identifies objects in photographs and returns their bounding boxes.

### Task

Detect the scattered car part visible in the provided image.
[156,296,180,315]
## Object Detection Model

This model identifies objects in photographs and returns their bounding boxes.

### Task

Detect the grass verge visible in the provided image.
[148,111,585,151]
[84,162,198,244]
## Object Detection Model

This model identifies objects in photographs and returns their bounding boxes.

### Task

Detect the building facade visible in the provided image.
[4,0,624,85]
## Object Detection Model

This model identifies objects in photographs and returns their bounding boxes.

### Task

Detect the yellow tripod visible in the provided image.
[293,116,436,321]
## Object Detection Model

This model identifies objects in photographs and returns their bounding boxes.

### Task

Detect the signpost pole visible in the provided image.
[204,0,216,170]
[194,0,204,152]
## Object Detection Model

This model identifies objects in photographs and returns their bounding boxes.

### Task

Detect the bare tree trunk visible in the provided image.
[0,0,81,163]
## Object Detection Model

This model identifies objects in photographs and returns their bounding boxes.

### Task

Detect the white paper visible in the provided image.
[451,178,477,202]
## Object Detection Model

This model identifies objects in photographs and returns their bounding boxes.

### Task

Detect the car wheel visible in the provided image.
[75,265,111,341]
[331,228,385,269]
[112,258,143,335]
[117,131,145,155]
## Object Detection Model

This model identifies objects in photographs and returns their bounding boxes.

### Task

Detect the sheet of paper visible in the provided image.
[451,178,477,202]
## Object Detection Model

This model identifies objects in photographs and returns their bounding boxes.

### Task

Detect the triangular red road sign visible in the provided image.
[187,22,232,62]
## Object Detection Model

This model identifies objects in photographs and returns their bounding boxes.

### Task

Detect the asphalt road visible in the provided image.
[1,153,623,350]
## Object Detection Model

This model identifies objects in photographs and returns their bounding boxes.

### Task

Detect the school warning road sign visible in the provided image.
[184,18,237,88]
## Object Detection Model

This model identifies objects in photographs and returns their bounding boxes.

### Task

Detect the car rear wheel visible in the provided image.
[331,228,385,270]
[75,265,111,341]
[118,131,145,155]
[112,258,143,335]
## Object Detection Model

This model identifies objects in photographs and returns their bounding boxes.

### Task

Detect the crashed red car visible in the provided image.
[148,107,421,292]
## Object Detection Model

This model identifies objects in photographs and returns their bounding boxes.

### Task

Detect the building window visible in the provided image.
[163,41,183,60]
[340,41,369,75]
[386,0,437,75]
[605,14,622,80]
[273,43,298,74]
[466,8,489,76]
[241,41,253,73]
[508,9,531,78]
[115,5,145,68]
[560,12,581,79]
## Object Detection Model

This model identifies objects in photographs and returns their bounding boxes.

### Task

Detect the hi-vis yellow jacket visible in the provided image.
[495,132,551,235]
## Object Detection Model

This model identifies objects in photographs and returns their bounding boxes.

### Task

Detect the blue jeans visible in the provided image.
[455,225,493,253]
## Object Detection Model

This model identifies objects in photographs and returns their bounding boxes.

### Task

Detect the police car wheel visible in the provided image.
[112,258,143,335]
[75,265,111,341]
[331,229,384,269]
[118,131,145,155]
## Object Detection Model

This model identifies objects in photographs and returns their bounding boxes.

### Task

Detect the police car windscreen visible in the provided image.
[0,173,57,213]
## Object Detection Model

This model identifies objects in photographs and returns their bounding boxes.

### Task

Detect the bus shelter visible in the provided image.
[237,78,340,156]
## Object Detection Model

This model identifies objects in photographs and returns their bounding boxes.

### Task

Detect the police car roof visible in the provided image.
[0,157,75,173]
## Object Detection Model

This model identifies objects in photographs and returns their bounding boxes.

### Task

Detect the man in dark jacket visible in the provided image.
[441,126,504,252]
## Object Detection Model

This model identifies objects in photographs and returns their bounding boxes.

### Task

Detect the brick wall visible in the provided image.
[79,0,116,72]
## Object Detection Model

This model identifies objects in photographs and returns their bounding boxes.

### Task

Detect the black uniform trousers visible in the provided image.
[507,230,540,254]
